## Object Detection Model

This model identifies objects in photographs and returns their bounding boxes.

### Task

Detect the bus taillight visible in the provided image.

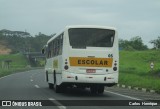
[64,59,69,70]
[64,65,69,70]
[113,67,117,71]
[113,61,117,71]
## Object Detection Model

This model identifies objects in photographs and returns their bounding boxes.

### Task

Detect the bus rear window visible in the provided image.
[68,28,115,48]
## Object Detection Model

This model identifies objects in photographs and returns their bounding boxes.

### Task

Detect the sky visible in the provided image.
[0,0,160,48]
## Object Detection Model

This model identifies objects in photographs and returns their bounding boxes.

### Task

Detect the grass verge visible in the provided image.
[119,50,160,92]
[0,53,31,78]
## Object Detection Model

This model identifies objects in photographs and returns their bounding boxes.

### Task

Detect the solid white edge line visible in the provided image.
[0,70,27,80]
[0,74,12,80]
[49,98,66,109]
[105,90,141,100]
[34,85,40,88]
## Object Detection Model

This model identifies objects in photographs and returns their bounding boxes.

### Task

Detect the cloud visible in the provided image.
[0,0,160,48]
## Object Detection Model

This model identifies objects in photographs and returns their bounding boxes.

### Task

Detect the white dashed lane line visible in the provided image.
[30,72,41,81]
[48,98,66,109]
[35,85,40,88]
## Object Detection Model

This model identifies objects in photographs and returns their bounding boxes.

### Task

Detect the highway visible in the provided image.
[0,69,159,109]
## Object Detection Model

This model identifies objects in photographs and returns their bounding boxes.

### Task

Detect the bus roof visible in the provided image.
[65,25,116,30]
[47,25,117,44]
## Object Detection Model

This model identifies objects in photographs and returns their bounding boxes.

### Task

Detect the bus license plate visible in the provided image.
[86,69,96,73]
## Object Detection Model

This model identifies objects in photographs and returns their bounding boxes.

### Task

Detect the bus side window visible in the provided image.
[57,38,60,56]
[59,33,63,55]
[52,41,54,57]
[47,49,51,58]
[47,32,64,58]
[47,43,52,58]
[53,40,56,57]
[54,39,58,56]
[49,50,51,58]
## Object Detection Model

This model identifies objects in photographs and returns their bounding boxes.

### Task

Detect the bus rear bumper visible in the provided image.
[62,72,118,85]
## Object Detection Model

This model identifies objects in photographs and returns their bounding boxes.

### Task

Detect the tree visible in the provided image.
[0,29,52,53]
[119,36,148,50]
[130,36,148,50]
[150,36,160,49]
[119,39,134,50]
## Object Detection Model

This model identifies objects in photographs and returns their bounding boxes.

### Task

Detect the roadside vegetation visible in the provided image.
[0,53,30,78]
[119,50,160,92]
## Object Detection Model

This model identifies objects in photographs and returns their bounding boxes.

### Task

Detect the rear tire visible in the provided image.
[46,71,49,82]
[97,86,104,94]
[54,81,61,93]
[48,83,53,89]
[53,72,61,93]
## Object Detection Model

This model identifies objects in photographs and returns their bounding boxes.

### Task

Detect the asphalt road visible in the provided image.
[0,69,159,109]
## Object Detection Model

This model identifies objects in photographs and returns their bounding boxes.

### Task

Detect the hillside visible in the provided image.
[0,29,31,37]
[0,29,52,53]
[119,50,160,92]
[0,40,12,54]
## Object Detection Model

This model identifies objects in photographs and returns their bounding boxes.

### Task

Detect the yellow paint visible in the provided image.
[69,57,113,67]
[53,60,58,68]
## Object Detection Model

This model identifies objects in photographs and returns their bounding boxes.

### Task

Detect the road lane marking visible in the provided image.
[35,85,40,88]
[49,98,66,109]
[30,72,41,82]
[0,75,12,80]
[105,90,141,100]
[0,71,28,80]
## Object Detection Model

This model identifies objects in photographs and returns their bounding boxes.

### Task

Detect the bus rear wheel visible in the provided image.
[54,81,61,93]
[97,86,104,94]
[90,85,104,94]
[48,83,53,89]
[53,74,61,93]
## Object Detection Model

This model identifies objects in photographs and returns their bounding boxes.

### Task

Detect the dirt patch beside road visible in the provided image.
[0,41,11,54]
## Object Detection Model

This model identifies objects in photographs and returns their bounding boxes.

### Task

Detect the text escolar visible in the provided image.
[78,60,108,65]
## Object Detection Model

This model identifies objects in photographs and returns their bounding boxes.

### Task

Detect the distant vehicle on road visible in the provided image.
[42,25,119,94]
